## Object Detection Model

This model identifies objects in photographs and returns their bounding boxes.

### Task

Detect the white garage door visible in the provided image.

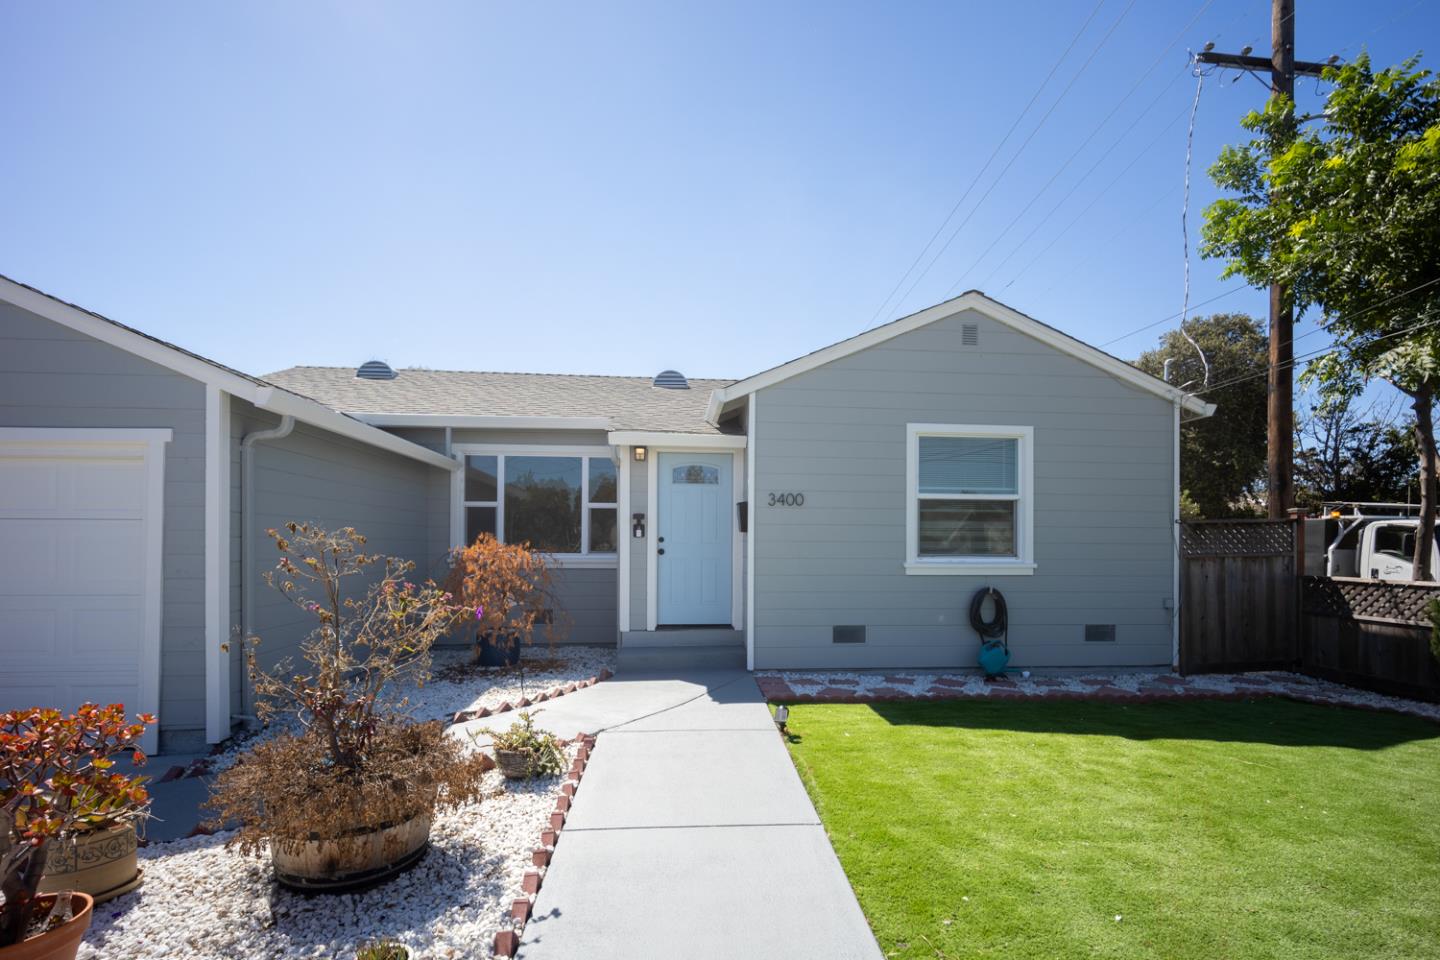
[0,429,168,751]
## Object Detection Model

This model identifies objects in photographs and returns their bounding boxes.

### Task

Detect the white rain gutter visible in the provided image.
[236,413,295,722]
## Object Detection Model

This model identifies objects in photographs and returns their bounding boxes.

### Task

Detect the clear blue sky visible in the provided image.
[1,1,1433,384]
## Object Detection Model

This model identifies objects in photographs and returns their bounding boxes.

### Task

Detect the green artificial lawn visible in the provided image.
[782,698,1440,960]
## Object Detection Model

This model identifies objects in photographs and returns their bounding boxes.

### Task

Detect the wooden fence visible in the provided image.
[1179,519,1298,673]
[1301,577,1440,702]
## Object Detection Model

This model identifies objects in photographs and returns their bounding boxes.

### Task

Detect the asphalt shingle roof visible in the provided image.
[262,367,735,434]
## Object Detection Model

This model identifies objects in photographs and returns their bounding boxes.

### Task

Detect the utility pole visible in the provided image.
[1196,0,1334,519]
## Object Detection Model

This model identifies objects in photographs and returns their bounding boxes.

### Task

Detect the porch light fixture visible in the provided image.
[633,446,647,462]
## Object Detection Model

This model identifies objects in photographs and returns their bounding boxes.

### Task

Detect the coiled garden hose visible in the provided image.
[970,587,1010,677]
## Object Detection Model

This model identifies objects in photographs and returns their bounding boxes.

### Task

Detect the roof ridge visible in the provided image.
[269,365,735,381]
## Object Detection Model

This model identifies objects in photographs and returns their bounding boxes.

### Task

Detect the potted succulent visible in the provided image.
[443,534,564,667]
[2,703,154,958]
[487,712,565,781]
[205,523,491,892]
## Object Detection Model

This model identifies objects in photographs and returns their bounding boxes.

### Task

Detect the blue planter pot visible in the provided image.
[978,639,1010,677]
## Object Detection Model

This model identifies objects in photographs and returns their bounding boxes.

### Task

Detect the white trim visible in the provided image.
[204,387,232,744]
[607,430,747,449]
[454,443,614,457]
[745,395,757,671]
[450,444,619,565]
[646,452,658,631]
[254,389,457,471]
[617,448,632,633]
[1171,398,1182,671]
[357,414,612,430]
[706,291,1217,419]
[0,427,171,754]
[904,423,1035,576]
[731,445,744,630]
[0,427,174,444]
[0,277,457,472]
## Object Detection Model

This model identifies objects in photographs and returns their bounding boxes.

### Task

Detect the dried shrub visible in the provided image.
[206,721,489,858]
[206,523,485,860]
[443,534,569,662]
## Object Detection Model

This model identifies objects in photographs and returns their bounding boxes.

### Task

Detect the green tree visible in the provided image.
[1294,395,1418,509]
[1201,54,1440,577]
[1136,313,1268,517]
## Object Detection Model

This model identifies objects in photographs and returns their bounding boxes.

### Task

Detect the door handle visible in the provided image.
[658,548,665,555]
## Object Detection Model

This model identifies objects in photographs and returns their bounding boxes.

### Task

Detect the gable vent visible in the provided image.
[961,323,979,346]
[653,369,689,390]
[356,360,397,381]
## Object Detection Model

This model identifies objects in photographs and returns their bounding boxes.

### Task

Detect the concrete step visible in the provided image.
[619,643,747,672]
[622,628,744,648]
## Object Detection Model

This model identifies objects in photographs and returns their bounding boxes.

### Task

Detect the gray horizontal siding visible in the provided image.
[376,423,620,646]
[0,299,209,749]
[752,307,1178,670]
[234,399,453,687]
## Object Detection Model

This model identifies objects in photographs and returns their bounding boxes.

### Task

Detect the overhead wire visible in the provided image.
[857,0,1111,332]
[880,0,1142,319]
[938,0,1221,299]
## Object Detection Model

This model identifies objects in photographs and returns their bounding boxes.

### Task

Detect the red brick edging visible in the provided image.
[453,668,614,726]
[493,733,599,958]
[755,673,1440,724]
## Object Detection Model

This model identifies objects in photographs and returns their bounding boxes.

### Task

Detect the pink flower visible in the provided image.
[475,605,485,620]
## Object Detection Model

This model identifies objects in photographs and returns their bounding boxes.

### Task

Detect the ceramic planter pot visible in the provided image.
[477,631,521,667]
[39,822,142,905]
[0,893,93,960]
[271,808,433,893]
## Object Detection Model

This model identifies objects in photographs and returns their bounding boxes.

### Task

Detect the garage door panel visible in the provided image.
[0,438,157,738]
[0,461,60,513]
[0,519,144,595]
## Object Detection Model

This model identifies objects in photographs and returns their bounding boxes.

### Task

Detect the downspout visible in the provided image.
[236,413,295,723]
[1171,397,1182,671]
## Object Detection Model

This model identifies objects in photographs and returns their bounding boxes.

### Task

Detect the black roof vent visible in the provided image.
[653,369,689,390]
[356,360,397,381]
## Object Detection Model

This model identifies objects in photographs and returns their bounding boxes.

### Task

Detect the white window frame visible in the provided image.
[904,423,1035,576]
[451,444,619,568]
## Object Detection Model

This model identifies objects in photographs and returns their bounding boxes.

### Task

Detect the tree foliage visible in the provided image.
[1201,53,1440,574]
[1294,396,1417,508]
[1135,313,1268,517]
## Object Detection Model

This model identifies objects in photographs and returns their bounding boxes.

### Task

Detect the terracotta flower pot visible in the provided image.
[271,809,433,892]
[0,893,93,960]
[39,822,142,904]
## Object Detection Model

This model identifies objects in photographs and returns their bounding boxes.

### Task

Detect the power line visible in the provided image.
[941,0,1222,299]
[857,0,1110,332]
[976,70,1192,291]
[881,0,1142,321]
[1098,285,1250,351]
[1006,107,1189,292]
[1189,276,1440,396]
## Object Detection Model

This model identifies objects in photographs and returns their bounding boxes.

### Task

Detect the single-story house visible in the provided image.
[0,274,1212,751]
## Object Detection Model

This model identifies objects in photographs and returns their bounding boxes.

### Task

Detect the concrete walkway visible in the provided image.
[460,669,882,960]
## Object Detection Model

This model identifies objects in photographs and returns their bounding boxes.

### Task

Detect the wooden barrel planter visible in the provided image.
[271,808,434,893]
[495,748,538,780]
[39,822,142,905]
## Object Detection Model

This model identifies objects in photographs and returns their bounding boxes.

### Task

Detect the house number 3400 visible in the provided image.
[767,492,805,507]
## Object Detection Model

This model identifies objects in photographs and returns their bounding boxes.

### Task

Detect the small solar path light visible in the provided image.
[773,704,789,733]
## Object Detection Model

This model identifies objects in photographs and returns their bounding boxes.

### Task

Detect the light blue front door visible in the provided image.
[657,452,733,625]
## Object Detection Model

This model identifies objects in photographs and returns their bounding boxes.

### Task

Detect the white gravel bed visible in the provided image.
[209,645,614,773]
[79,755,572,960]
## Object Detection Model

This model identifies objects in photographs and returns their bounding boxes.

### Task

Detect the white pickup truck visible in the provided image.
[1305,506,1440,581]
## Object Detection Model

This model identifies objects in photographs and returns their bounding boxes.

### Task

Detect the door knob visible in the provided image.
[658,536,665,543]
[657,548,665,555]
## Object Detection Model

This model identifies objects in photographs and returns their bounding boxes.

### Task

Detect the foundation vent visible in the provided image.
[833,625,867,644]
[1085,624,1116,643]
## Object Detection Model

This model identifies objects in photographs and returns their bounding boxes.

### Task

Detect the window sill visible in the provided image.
[544,554,620,569]
[904,560,1036,576]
